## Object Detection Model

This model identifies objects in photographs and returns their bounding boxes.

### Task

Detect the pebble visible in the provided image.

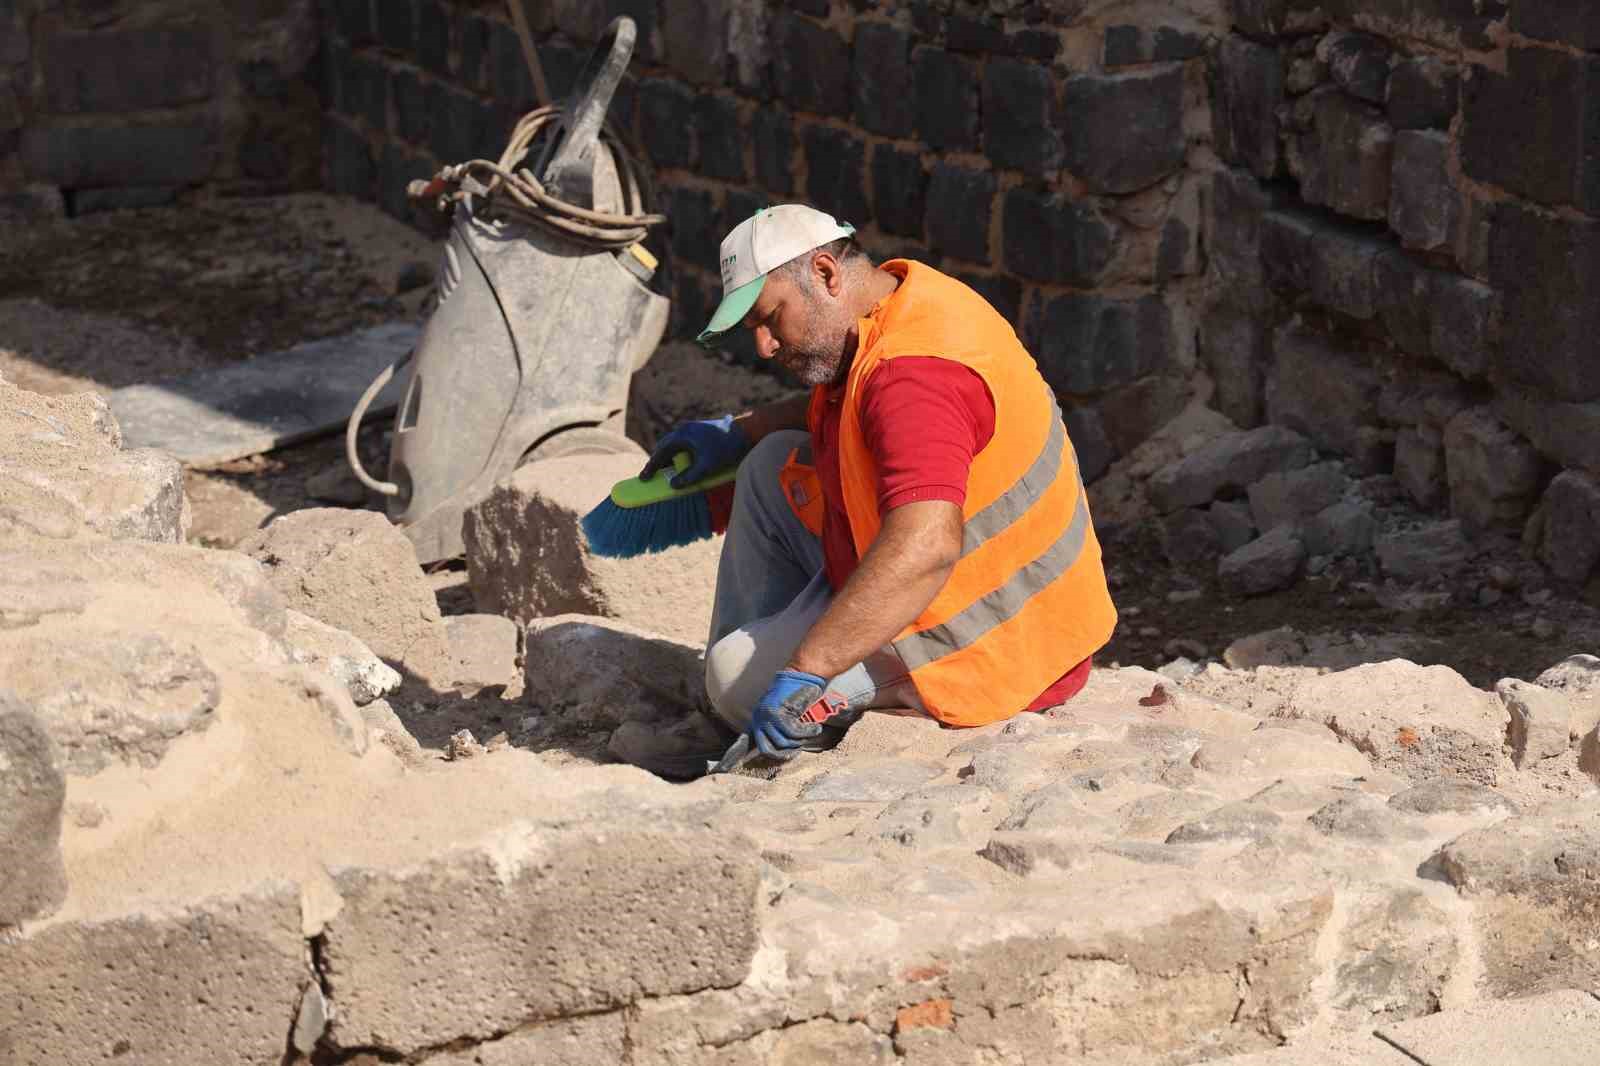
[1306,554,1332,576]
[1167,588,1204,604]
[1487,564,1518,590]
[1531,617,1557,639]
[1478,586,1503,607]
[1138,625,1161,638]
[1163,638,1207,660]
[445,729,484,760]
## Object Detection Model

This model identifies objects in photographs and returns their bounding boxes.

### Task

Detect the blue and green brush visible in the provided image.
[582,453,737,558]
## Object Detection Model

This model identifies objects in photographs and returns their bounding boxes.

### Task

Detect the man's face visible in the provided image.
[742,259,854,387]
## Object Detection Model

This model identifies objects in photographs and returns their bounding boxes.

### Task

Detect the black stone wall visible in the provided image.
[1,0,325,213]
[1205,0,1600,585]
[317,0,1224,480]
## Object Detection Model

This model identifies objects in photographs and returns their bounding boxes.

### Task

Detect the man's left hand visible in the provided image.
[748,669,849,759]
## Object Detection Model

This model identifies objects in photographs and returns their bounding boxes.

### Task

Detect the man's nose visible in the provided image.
[754,326,778,360]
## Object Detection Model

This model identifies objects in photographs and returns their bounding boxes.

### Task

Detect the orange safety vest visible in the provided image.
[809,260,1118,727]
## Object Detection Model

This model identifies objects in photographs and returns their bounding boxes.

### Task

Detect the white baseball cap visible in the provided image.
[698,203,856,343]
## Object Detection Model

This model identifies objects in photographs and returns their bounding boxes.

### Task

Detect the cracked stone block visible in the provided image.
[0,699,67,927]
[283,609,401,706]
[1061,67,1186,194]
[1443,407,1542,531]
[1248,462,1349,533]
[1304,499,1376,558]
[1389,55,1459,130]
[1463,46,1600,217]
[443,613,522,693]
[1288,90,1393,221]
[1495,678,1571,768]
[1266,325,1382,459]
[1488,201,1600,403]
[1210,500,1258,555]
[427,1013,626,1066]
[1425,803,1600,995]
[523,615,705,732]
[1538,471,1600,585]
[0,376,189,544]
[1376,520,1470,583]
[1283,661,1506,785]
[1331,888,1456,1024]
[42,25,214,113]
[1162,507,1222,570]
[321,819,761,1053]
[243,508,454,682]
[1147,426,1314,513]
[0,886,307,1064]
[1390,130,1458,252]
[1213,36,1283,179]
[1534,654,1600,741]
[1394,425,1446,510]
[1320,31,1391,104]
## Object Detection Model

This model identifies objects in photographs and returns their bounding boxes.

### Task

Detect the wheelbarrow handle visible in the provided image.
[344,349,413,497]
[536,16,636,202]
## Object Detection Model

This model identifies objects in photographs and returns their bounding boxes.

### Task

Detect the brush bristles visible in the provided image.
[581,494,715,558]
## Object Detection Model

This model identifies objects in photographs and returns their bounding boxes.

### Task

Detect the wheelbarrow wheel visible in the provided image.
[518,422,643,466]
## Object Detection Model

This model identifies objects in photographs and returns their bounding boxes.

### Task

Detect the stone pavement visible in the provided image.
[1212,990,1600,1066]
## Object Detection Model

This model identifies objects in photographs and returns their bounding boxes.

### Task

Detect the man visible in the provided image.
[608,203,1117,778]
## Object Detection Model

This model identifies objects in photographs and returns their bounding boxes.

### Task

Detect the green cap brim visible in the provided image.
[696,274,765,346]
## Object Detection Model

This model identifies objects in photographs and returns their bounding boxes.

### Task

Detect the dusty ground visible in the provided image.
[2,191,1594,692]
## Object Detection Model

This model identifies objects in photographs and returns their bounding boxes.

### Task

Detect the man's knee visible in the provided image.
[703,633,748,729]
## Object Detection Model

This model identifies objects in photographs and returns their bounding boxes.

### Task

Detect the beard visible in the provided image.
[774,296,849,386]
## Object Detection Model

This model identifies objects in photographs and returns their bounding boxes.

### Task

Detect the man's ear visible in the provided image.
[813,252,844,297]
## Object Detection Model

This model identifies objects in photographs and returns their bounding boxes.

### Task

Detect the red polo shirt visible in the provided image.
[811,357,1091,712]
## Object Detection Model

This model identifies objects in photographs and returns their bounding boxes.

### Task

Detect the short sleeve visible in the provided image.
[858,357,997,514]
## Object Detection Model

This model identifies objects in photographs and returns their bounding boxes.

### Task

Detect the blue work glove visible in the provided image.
[640,414,750,489]
[747,669,851,760]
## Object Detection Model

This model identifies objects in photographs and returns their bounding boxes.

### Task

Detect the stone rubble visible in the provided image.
[462,452,721,648]
[1,374,1597,1066]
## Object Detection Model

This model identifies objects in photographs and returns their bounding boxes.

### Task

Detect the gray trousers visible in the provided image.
[704,430,926,730]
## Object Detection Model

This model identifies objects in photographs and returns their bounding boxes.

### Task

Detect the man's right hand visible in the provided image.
[640,414,751,488]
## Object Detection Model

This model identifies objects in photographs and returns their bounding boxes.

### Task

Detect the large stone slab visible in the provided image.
[0,699,67,927]
[1535,654,1600,740]
[241,508,453,682]
[1147,426,1315,513]
[0,884,309,1066]
[1537,471,1600,584]
[523,614,706,731]
[322,819,761,1053]
[1426,800,1600,997]
[0,374,188,544]
[108,322,418,466]
[1267,324,1382,459]
[1443,407,1541,531]
[1279,661,1507,785]
[464,454,719,647]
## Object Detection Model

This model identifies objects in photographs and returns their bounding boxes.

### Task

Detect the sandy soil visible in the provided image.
[2,191,1594,691]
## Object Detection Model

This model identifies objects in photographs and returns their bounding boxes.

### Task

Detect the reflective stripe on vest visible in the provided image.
[894,418,1090,672]
[958,394,1068,557]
